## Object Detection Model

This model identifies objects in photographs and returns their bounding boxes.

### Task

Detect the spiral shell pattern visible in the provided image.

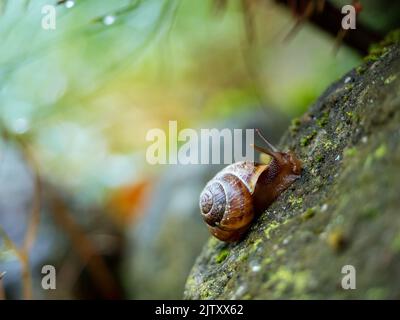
[199,161,269,241]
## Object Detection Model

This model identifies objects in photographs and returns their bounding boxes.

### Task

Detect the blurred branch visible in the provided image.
[49,194,120,299]
[16,138,42,255]
[90,0,142,23]
[0,225,32,299]
[18,138,41,300]
[274,0,383,55]
[1,128,119,298]
[0,271,6,300]
[0,131,41,300]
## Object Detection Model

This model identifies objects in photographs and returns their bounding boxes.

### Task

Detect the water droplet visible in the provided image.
[12,118,30,134]
[249,260,261,273]
[252,265,261,273]
[103,15,116,26]
[344,76,352,84]
[65,0,75,9]
[321,204,328,212]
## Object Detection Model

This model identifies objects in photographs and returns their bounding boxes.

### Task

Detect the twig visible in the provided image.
[274,0,383,55]
[18,140,42,255]
[14,137,42,300]
[0,271,6,300]
[0,131,41,299]
[1,130,119,298]
[284,0,317,42]
[0,225,32,299]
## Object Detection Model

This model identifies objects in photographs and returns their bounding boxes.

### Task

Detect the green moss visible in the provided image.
[200,289,211,299]
[316,111,329,127]
[301,208,316,221]
[364,48,386,62]
[344,147,357,158]
[215,249,230,263]
[238,252,249,262]
[335,123,344,134]
[242,294,252,300]
[288,195,303,208]
[264,221,280,239]
[323,140,334,150]
[345,111,360,123]
[315,153,324,163]
[208,237,219,248]
[384,74,397,84]
[355,65,366,75]
[345,111,354,118]
[185,275,196,289]
[300,131,317,147]
[345,84,354,91]
[365,43,390,62]
[365,29,400,62]
[250,239,263,253]
[382,29,400,45]
[265,267,310,297]
[290,118,301,134]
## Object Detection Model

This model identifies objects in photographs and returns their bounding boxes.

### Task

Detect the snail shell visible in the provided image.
[199,152,301,242]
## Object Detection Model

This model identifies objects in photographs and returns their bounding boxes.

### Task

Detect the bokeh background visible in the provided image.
[0,0,398,299]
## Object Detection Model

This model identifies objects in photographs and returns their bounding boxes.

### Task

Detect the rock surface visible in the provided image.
[184,40,400,299]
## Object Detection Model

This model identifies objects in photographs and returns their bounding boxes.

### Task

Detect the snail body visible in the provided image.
[199,140,302,242]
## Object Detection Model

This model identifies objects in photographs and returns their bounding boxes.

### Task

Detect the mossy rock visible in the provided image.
[184,43,400,299]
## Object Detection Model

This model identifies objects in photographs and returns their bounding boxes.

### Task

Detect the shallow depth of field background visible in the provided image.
[0,0,396,299]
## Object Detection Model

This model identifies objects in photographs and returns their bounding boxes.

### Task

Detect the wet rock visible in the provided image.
[185,43,400,299]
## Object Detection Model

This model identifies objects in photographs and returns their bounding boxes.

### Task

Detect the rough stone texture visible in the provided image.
[184,41,400,299]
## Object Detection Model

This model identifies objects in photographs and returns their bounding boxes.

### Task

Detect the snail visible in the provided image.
[199,130,302,242]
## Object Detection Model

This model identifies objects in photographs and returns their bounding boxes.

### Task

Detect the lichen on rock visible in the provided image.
[184,43,400,299]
